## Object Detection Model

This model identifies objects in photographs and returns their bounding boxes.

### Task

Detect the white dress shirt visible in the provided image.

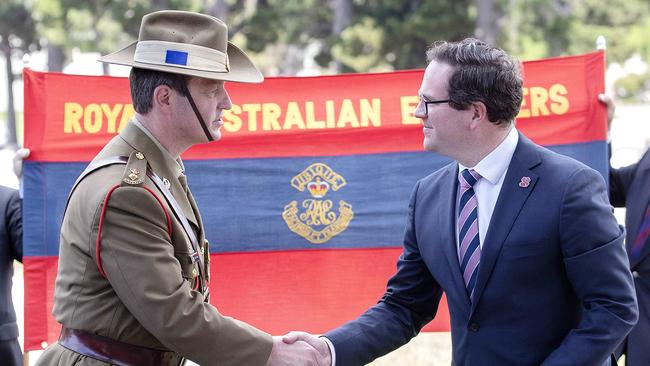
[457,127,518,251]
[323,128,519,366]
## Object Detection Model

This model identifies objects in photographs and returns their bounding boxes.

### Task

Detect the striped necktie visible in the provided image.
[458,169,482,300]
[631,203,650,261]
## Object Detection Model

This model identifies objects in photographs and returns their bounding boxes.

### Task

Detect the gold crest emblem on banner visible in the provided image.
[282,163,354,244]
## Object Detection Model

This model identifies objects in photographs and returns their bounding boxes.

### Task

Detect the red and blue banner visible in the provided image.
[22,50,607,351]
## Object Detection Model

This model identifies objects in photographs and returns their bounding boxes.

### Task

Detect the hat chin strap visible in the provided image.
[180,81,214,142]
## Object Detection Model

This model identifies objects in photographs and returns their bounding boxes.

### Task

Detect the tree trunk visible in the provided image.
[507,0,520,54]
[2,43,17,146]
[204,0,229,21]
[331,0,352,35]
[330,0,353,73]
[47,44,65,72]
[474,0,497,45]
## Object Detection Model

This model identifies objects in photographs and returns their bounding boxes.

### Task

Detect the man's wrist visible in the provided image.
[320,336,336,366]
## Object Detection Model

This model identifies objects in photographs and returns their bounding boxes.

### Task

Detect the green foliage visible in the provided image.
[244,5,282,52]
[8,0,650,81]
[614,70,650,101]
[501,0,572,58]
[357,0,474,70]
[626,17,650,64]
[516,34,549,61]
[232,0,474,73]
[332,17,386,72]
[564,0,650,64]
[31,0,200,69]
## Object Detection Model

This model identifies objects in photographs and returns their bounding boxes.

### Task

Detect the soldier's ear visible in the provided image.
[153,85,172,111]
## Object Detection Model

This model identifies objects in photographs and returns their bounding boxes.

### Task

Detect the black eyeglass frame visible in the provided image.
[420,97,452,114]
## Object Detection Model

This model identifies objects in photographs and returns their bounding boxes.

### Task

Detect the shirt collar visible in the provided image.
[459,127,519,185]
[131,117,185,178]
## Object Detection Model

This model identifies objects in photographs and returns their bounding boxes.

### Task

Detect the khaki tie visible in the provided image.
[178,173,189,194]
[179,174,203,247]
[178,173,209,284]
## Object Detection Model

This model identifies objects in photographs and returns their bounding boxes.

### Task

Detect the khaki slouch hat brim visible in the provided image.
[99,10,263,83]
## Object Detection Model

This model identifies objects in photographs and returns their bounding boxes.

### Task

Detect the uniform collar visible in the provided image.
[119,120,185,183]
[129,118,185,179]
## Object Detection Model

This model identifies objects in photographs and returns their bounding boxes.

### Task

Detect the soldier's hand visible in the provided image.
[266,335,327,366]
[13,148,30,179]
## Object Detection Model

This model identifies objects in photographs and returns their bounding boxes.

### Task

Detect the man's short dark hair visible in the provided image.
[426,38,523,126]
[129,68,188,114]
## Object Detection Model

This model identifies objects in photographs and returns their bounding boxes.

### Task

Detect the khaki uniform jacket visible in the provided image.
[36,121,273,366]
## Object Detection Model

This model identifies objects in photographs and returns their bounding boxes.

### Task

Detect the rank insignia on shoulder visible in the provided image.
[128,168,139,181]
[121,151,148,186]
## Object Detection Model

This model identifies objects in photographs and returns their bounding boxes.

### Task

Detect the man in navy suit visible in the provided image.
[284,39,638,365]
[0,185,22,366]
[600,94,650,366]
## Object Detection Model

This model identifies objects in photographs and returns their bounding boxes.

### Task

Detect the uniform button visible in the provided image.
[633,271,640,279]
[469,323,479,332]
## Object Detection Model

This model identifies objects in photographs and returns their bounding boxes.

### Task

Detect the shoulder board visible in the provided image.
[120,151,148,187]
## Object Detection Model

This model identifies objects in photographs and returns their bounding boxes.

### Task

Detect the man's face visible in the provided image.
[174,76,232,142]
[413,61,473,158]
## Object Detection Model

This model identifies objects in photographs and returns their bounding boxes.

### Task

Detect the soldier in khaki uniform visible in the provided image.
[35,10,323,366]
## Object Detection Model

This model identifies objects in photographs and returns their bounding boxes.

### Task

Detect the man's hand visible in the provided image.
[282,331,332,366]
[266,335,328,366]
[598,93,616,131]
[13,148,30,179]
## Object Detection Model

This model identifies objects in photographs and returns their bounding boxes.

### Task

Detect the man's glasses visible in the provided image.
[419,93,451,114]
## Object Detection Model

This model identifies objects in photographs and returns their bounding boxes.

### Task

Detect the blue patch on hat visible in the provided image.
[165,50,188,66]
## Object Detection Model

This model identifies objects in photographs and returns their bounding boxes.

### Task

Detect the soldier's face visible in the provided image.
[181,76,233,142]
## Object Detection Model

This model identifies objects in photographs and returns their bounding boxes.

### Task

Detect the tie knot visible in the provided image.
[460,169,481,189]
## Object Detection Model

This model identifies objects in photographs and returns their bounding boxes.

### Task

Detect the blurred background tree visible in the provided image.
[12,0,650,74]
[0,1,37,147]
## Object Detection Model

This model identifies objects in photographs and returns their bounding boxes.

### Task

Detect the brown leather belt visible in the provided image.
[59,327,184,366]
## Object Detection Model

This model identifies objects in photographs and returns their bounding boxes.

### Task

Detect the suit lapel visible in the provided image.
[470,134,541,313]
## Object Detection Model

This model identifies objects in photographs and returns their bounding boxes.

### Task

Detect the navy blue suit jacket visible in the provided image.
[326,133,638,366]
[610,147,650,366]
[0,186,22,341]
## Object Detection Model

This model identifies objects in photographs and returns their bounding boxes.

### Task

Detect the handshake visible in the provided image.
[266,331,333,366]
